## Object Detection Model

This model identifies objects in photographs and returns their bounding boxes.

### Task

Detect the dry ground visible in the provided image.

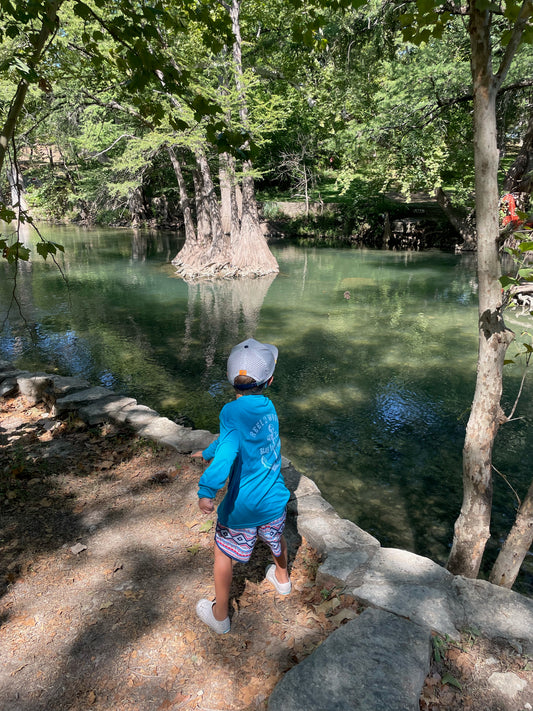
[1,395,532,711]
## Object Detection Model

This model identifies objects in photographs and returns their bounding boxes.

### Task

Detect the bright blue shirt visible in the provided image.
[198,394,289,528]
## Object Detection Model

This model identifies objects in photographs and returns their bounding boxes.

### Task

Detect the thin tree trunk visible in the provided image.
[167,145,197,260]
[503,111,533,196]
[192,168,211,248]
[219,153,232,235]
[0,1,63,176]
[436,187,477,251]
[7,161,29,215]
[489,479,533,587]
[447,3,514,578]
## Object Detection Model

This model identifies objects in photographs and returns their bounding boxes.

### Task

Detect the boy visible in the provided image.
[193,338,291,634]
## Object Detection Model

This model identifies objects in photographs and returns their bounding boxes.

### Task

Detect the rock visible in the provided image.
[70,543,87,555]
[109,403,162,428]
[290,493,336,516]
[282,465,319,494]
[351,548,459,640]
[452,576,533,655]
[317,548,376,589]
[296,510,380,557]
[0,377,19,398]
[487,671,527,698]
[137,416,216,453]
[43,375,91,408]
[52,386,117,417]
[268,608,432,711]
[17,374,52,404]
[78,396,137,425]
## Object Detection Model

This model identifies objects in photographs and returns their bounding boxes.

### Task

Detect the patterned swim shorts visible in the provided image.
[215,510,287,563]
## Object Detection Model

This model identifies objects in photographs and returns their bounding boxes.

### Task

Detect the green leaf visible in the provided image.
[442,673,462,690]
[518,241,533,252]
[518,268,533,279]
[73,2,92,20]
[187,544,201,555]
[500,275,519,289]
[2,242,31,263]
[199,519,213,533]
[503,359,516,364]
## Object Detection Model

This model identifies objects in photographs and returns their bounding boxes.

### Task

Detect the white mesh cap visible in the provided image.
[227,338,278,386]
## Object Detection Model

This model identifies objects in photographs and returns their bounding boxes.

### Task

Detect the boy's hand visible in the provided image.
[198,497,215,514]
[191,451,204,459]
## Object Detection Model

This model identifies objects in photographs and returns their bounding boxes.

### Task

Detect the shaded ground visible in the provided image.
[1,395,532,711]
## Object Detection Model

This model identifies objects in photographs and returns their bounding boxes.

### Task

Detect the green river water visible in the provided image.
[2,225,532,592]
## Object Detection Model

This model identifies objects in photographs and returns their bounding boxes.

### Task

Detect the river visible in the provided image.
[1,225,532,592]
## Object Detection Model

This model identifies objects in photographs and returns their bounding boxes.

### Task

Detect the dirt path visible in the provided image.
[0,396,358,711]
[1,395,531,711]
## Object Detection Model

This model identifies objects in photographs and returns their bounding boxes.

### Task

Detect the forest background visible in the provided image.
[1,0,533,590]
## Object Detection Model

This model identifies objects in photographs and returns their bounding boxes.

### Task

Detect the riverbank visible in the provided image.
[2,367,533,710]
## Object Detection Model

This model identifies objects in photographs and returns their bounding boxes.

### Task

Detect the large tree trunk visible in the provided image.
[195,149,230,267]
[173,149,230,278]
[447,4,514,578]
[0,1,63,176]
[489,479,533,588]
[227,0,279,277]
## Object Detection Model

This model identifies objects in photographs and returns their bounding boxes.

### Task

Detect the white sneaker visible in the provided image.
[195,599,230,634]
[266,565,292,595]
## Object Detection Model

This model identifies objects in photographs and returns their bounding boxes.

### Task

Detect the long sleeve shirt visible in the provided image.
[197,394,289,528]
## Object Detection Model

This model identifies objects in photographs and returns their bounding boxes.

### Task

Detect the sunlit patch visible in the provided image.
[160,396,183,409]
[291,385,366,412]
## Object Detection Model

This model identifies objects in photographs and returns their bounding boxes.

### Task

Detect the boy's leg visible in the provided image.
[271,534,289,584]
[213,545,233,621]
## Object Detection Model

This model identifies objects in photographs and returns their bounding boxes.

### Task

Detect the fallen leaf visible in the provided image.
[187,545,201,555]
[314,598,341,616]
[87,690,96,705]
[184,630,196,644]
[199,519,213,533]
[328,608,358,626]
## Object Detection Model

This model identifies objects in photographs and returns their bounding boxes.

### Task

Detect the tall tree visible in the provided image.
[399,0,532,579]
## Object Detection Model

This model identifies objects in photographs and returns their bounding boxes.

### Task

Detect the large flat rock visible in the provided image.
[452,576,533,655]
[52,387,117,417]
[350,548,459,639]
[137,416,216,452]
[268,608,431,711]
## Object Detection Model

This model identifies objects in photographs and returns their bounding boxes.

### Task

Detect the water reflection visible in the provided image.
[181,275,276,371]
[375,382,441,434]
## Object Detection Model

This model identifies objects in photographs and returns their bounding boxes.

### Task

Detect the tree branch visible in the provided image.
[496,0,533,87]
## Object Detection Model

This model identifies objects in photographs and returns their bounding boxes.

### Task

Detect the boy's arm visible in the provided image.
[200,436,219,461]
[197,424,239,500]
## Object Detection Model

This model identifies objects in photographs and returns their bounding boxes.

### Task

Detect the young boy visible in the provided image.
[193,338,291,634]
